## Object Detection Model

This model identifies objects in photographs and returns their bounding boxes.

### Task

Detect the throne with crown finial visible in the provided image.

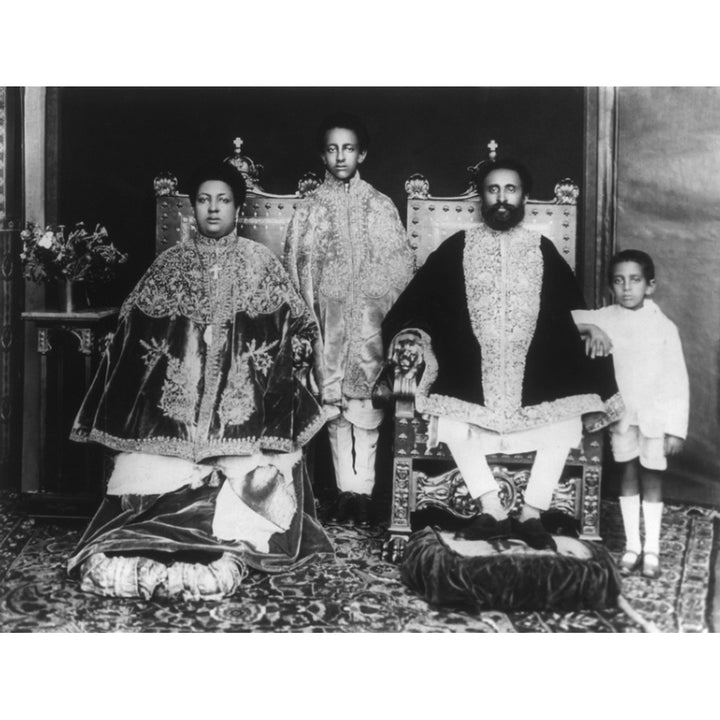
[382,140,599,562]
[154,137,322,259]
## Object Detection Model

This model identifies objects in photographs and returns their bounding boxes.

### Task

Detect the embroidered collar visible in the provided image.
[195,232,241,249]
[323,170,363,192]
[471,221,536,243]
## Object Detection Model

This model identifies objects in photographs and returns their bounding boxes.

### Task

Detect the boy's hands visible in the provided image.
[578,323,613,358]
[664,435,684,456]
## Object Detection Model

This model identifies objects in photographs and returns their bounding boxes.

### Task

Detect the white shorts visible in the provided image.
[610,425,666,470]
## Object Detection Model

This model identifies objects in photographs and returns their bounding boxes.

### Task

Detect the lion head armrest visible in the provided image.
[388,329,428,397]
[373,328,433,415]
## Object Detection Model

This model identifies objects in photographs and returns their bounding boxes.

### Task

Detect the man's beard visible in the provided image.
[481,201,525,231]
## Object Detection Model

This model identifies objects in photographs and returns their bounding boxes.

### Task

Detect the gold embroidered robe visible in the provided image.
[382,225,623,433]
[284,172,413,406]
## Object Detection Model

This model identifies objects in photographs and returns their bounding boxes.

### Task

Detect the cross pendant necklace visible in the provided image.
[205,255,223,346]
[193,239,224,347]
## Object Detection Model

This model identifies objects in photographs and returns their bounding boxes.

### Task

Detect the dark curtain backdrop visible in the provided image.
[57,86,585,303]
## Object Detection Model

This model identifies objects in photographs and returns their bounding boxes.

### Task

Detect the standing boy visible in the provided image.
[284,113,413,525]
[574,250,689,578]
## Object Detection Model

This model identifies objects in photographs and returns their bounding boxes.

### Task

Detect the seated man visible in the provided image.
[382,157,623,548]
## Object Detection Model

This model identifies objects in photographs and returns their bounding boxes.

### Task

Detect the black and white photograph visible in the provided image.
[1,4,718,714]
[4,83,719,631]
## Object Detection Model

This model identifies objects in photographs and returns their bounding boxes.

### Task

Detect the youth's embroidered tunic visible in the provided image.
[284,171,413,406]
[382,224,623,434]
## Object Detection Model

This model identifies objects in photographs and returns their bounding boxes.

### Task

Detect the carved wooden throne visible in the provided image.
[385,153,603,560]
[154,137,321,257]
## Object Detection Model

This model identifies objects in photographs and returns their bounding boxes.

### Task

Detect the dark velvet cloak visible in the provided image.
[67,459,333,577]
[71,234,325,460]
[381,228,622,433]
[68,234,332,580]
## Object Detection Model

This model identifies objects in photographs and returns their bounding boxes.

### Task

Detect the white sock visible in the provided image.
[619,495,641,554]
[642,501,664,556]
[479,490,508,520]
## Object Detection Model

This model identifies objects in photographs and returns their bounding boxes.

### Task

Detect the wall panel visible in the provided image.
[616,87,720,489]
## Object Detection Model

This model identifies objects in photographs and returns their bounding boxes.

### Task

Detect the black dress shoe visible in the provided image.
[455,513,512,541]
[353,494,373,527]
[512,517,557,551]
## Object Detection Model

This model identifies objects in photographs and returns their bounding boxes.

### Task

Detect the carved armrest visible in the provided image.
[388,329,426,399]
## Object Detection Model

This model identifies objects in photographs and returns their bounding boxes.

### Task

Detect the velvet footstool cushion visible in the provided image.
[401,526,623,612]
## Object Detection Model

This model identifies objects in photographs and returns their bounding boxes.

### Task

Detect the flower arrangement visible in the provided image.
[20,222,127,284]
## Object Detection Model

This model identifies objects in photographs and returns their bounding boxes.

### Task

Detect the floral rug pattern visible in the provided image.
[0,496,716,633]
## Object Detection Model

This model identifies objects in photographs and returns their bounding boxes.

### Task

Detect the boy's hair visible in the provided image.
[316,112,370,153]
[188,163,247,207]
[608,249,656,283]
[475,157,534,198]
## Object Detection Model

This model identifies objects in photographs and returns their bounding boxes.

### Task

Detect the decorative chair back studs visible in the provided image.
[154,138,321,259]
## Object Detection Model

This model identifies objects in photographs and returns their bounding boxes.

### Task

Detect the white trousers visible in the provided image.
[327,398,383,495]
[436,416,582,511]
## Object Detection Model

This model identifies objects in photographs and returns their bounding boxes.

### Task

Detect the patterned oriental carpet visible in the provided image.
[0,495,716,633]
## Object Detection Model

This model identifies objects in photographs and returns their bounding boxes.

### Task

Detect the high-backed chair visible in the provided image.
[384,154,602,560]
[154,138,320,258]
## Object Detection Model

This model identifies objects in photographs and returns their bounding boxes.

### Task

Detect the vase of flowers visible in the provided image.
[20,222,127,311]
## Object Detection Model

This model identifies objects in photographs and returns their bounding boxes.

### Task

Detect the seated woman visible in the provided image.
[67,163,333,600]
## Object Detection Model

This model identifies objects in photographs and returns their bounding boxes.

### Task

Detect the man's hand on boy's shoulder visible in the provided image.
[664,434,684,456]
[577,323,613,358]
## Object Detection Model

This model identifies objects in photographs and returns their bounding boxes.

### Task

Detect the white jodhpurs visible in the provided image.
[326,398,383,495]
[436,416,582,511]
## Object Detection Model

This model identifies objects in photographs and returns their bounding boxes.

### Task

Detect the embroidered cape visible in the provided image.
[381,226,623,433]
[284,171,413,405]
[71,233,325,460]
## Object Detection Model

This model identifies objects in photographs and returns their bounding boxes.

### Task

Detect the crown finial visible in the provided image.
[487,139,498,161]
[224,137,264,192]
[466,139,500,192]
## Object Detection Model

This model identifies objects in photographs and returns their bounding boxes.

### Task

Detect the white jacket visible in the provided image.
[572,299,689,439]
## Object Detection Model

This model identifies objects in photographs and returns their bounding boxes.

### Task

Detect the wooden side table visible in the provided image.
[21,308,119,517]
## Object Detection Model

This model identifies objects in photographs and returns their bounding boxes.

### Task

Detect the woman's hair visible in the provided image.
[474,157,534,198]
[188,163,247,206]
[608,249,656,283]
[316,112,370,152]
